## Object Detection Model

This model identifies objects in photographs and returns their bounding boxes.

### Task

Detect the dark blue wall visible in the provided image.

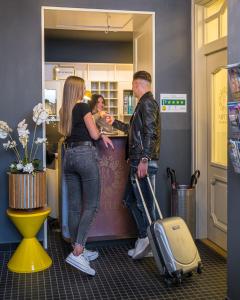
[45,38,133,63]
[228,1,240,299]
[0,0,191,243]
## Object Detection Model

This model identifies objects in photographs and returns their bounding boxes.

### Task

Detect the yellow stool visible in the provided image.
[7,207,52,273]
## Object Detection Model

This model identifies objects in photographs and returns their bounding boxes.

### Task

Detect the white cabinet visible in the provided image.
[88,64,116,81]
[44,63,133,121]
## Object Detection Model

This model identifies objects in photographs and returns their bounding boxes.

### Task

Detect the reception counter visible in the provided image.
[59,134,137,242]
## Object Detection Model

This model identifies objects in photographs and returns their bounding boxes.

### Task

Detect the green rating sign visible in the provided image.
[162,99,186,106]
[160,94,187,113]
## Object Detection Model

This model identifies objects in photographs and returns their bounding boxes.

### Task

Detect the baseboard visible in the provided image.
[201,239,227,259]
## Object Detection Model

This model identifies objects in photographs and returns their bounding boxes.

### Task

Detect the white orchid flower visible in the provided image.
[33,103,42,113]
[19,136,28,148]
[3,140,17,150]
[17,119,30,138]
[3,141,10,150]
[0,121,12,139]
[33,103,49,125]
[10,163,16,169]
[35,137,47,144]
[18,128,30,137]
[18,119,26,129]
[23,163,34,173]
[16,163,23,170]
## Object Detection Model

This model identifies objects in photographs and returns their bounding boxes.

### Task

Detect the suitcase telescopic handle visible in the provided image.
[135,175,163,224]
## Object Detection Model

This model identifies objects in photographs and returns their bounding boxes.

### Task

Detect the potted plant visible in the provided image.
[0,103,49,209]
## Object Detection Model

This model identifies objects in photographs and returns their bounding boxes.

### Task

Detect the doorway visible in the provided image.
[41,7,155,246]
[192,0,228,250]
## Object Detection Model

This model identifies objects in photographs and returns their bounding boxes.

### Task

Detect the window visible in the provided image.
[211,68,228,166]
[204,0,227,44]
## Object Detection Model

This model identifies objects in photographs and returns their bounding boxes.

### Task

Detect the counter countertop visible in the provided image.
[104,130,127,138]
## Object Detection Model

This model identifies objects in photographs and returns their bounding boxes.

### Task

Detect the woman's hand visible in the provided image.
[99,111,107,118]
[101,135,114,150]
[105,114,115,125]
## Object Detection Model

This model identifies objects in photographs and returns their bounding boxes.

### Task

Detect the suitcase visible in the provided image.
[135,175,202,283]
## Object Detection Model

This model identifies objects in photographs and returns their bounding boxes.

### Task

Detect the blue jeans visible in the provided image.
[63,145,100,246]
[124,160,159,239]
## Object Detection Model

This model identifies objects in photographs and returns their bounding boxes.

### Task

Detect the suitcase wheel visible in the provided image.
[187,271,193,277]
[164,277,173,287]
[172,270,182,284]
[197,262,203,274]
[175,274,182,284]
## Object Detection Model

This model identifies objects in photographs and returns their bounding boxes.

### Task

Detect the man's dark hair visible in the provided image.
[133,71,152,83]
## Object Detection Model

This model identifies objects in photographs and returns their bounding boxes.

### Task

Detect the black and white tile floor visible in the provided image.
[0,230,227,300]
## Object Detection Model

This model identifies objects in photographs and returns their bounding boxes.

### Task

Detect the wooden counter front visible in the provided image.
[88,136,137,241]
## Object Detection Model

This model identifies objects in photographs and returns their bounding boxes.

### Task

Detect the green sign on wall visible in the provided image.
[160,94,187,113]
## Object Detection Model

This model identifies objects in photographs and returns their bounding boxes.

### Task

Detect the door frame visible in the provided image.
[191,1,227,238]
[41,6,155,247]
[41,6,155,108]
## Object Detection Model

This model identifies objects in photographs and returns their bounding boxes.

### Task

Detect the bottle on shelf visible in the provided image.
[123,90,134,116]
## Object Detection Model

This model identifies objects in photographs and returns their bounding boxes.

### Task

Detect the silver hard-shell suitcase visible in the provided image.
[135,175,202,283]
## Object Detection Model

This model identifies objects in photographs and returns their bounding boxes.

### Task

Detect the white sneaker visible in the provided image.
[132,237,151,260]
[128,248,135,257]
[127,239,140,257]
[65,253,96,276]
[83,249,99,261]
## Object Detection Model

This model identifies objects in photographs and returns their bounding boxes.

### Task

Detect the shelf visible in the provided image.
[91,81,119,116]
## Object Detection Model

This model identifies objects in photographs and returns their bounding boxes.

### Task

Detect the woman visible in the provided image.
[89,94,114,133]
[59,76,114,276]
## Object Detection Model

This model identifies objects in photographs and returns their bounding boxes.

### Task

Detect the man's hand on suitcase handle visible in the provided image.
[137,159,148,178]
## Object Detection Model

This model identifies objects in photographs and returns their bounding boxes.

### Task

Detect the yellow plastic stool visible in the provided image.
[7,207,52,273]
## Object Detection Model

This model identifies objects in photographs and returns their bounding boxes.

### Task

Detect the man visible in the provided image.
[106,71,161,259]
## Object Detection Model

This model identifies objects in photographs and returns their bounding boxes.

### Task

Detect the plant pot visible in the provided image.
[8,172,46,209]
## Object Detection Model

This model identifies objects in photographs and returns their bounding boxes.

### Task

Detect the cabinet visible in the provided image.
[44,63,134,121]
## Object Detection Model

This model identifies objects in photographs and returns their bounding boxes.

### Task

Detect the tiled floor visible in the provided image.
[0,230,227,300]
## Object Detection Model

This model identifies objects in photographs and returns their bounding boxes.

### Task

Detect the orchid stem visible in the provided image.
[32,144,39,161]
[29,109,42,161]
[29,123,37,161]
[8,133,21,162]
[24,143,28,162]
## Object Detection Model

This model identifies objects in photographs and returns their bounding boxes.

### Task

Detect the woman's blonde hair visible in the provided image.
[59,76,85,136]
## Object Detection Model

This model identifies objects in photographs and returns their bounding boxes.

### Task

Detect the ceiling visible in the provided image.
[44,9,151,42]
[45,29,133,42]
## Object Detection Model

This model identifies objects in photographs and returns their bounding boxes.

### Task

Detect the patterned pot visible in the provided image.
[8,172,46,209]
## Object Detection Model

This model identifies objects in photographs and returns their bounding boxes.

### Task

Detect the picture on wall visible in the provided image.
[54,65,75,80]
[228,65,240,100]
[229,139,240,174]
[228,102,240,137]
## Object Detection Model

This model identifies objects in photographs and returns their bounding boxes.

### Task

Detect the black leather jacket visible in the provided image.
[113,91,161,160]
